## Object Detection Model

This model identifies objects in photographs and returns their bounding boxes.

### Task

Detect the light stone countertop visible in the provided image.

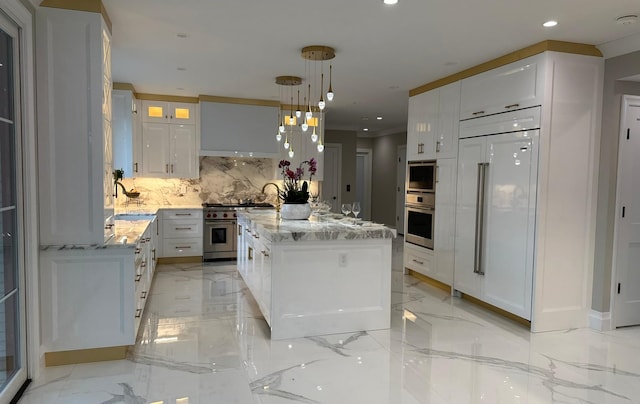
[40,205,203,251]
[237,210,397,243]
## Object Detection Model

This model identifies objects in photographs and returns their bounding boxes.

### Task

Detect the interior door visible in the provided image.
[0,10,28,401]
[481,131,538,320]
[614,96,640,327]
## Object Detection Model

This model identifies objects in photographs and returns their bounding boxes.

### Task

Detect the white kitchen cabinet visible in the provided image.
[452,51,603,332]
[141,122,198,178]
[433,158,457,285]
[142,100,196,125]
[459,53,544,120]
[406,82,460,161]
[36,7,114,245]
[159,209,203,258]
[404,242,435,278]
[113,89,142,177]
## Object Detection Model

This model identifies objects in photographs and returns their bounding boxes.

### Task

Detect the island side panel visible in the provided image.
[269,239,392,340]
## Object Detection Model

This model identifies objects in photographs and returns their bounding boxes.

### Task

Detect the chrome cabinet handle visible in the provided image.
[135,309,142,318]
[135,274,141,282]
[175,246,191,249]
[472,110,485,116]
[474,162,489,275]
[261,250,270,257]
[412,259,424,265]
[165,164,169,173]
[435,165,439,184]
[174,213,192,216]
[436,141,441,153]
[504,103,520,109]
[134,162,138,173]
[141,261,147,268]
[175,227,192,230]
[141,291,147,299]
[135,248,141,254]
[171,164,174,173]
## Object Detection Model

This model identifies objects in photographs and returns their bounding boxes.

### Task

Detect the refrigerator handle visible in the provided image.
[474,162,488,275]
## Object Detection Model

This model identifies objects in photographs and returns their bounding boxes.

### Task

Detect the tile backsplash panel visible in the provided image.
[115,157,277,208]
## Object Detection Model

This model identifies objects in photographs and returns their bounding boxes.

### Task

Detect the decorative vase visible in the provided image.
[280,202,311,220]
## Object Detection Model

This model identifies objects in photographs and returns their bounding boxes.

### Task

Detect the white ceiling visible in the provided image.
[102,0,640,137]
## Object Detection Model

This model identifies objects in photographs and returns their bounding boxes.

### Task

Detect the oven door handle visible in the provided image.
[474,162,488,275]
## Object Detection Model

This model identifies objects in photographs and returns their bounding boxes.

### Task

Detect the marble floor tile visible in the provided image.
[22,238,640,403]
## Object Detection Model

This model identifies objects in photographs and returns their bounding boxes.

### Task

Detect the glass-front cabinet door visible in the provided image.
[0,9,28,402]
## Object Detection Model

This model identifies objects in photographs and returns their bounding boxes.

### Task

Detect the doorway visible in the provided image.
[356,148,372,220]
[612,95,640,328]
[0,6,31,401]
[396,145,407,234]
[321,143,342,213]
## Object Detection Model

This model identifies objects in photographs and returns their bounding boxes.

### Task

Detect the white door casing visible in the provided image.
[356,148,372,220]
[612,95,640,328]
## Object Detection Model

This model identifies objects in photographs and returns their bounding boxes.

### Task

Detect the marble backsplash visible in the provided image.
[115,157,281,208]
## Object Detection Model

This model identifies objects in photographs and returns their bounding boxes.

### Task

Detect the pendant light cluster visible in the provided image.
[275,45,336,154]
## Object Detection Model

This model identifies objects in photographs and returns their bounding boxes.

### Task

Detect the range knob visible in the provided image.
[212,213,218,218]
[223,213,228,218]
[206,213,211,218]
[233,213,237,218]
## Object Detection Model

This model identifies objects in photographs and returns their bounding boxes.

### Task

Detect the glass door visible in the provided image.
[0,9,28,401]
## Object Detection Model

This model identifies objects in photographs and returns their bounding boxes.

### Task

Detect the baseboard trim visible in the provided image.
[45,346,129,366]
[157,256,202,264]
[407,270,451,293]
[588,310,613,331]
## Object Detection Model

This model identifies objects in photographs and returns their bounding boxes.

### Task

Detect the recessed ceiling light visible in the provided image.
[383,0,398,4]
[177,67,187,71]
[363,128,369,131]
[361,117,369,121]
[445,61,458,66]
[177,33,188,38]
[616,15,638,25]
[176,87,184,90]
[543,20,558,28]
[376,116,383,120]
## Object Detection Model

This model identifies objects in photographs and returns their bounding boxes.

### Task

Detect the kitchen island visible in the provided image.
[236,210,396,340]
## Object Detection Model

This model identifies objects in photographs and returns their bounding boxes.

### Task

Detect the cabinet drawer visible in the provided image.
[404,243,435,278]
[163,219,201,238]
[162,237,202,257]
[162,209,203,220]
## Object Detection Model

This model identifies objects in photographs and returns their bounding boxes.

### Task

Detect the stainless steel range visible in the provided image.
[202,202,273,261]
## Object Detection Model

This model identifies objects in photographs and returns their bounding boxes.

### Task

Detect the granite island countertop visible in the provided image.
[237,209,397,243]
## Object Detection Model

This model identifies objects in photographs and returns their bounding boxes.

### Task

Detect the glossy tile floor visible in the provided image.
[21,238,640,403]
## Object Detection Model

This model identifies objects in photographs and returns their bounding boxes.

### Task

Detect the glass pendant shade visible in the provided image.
[279,124,285,133]
[327,64,334,101]
[284,140,290,149]
[305,110,313,120]
[295,110,301,118]
[318,100,325,110]
[327,90,334,101]
[276,133,282,142]
[311,127,318,143]
[301,122,309,132]
[317,142,324,152]
[288,149,294,158]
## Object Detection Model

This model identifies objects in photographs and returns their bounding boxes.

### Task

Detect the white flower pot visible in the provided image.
[280,203,311,220]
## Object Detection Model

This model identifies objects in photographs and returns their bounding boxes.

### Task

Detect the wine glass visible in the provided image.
[352,202,361,219]
[341,203,352,217]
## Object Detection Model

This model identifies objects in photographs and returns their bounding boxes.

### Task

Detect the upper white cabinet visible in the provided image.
[407,81,460,161]
[142,100,196,125]
[200,101,280,157]
[36,7,114,245]
[142,122,198,178]
[459,54,544,120]
[137,100,198,178]
[112,89,142,177]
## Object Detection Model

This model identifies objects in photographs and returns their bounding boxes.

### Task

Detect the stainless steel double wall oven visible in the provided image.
[405,161,436,249]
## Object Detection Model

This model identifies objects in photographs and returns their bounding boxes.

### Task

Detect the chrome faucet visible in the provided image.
[261,182,281,212]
